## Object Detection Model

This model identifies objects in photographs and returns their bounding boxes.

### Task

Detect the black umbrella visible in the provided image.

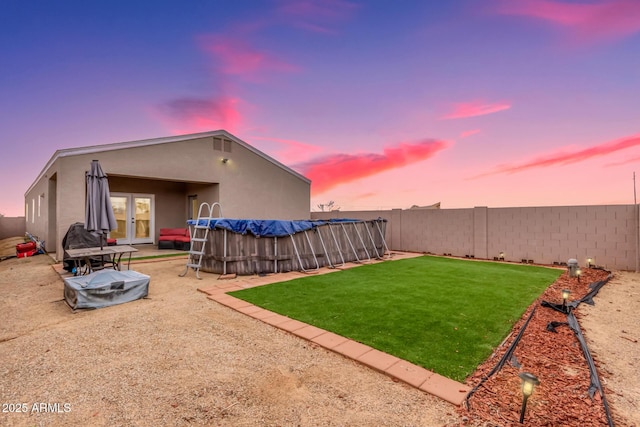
[85,160,117,249]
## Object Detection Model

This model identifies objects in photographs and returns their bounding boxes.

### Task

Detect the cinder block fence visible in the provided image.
[312,204,640,271]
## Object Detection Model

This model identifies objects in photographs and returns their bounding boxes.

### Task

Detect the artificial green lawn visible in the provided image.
[229,256,562,381]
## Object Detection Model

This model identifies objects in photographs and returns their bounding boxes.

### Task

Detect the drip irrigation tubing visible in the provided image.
[464,306,537,409]
[541,273,614,427]
[466,270,615,426]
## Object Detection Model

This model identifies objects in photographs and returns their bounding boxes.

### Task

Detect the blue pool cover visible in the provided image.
[186,218,375,238]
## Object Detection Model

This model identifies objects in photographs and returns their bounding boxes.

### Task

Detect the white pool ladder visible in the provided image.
[180,202,223,279]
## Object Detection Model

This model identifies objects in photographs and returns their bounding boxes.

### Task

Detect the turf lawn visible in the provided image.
[229,255,562,381]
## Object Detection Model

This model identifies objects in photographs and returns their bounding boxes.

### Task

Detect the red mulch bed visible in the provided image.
[453,266,613,427]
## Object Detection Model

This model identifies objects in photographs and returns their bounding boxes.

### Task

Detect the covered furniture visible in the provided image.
[64,269,150,310]
[158,228,190,250]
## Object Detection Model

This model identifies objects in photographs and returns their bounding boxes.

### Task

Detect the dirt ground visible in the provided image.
[0,253,460,426]
[0,243,638,426]
[579,271,640,426]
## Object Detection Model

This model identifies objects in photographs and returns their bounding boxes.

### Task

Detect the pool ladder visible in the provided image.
[180,202,223,279]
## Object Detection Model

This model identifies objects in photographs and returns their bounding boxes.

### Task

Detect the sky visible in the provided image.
[1,0,640,217]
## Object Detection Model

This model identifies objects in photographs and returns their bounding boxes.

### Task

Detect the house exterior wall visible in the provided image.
[108,176,213,242]
[24,162,56,246]
[218,140,310,219]
[312,204,640,271]
[25,132,310,261]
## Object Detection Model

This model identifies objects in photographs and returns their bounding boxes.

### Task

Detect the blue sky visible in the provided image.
[1,0,639,217]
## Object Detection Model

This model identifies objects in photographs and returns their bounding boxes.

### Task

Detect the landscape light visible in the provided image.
[587,257,593,267]
[576,268,581,282]
[562,289,571,312]
[499,251,505,261]
[518,372,540,424]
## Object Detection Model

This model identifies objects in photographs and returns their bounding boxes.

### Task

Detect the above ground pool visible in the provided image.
[185,217,389,275]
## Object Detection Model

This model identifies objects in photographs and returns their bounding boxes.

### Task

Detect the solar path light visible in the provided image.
[518,372,540,424]
[562,289,571,312]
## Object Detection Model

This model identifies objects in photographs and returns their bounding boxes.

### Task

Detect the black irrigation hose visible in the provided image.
[466,272,615,423]
[464,306,537,409]
[542,274,615,427]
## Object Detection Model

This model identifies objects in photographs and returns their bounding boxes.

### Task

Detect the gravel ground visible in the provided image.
[1,249,637,426]
[0,254,458,427]
[579,271,640,427]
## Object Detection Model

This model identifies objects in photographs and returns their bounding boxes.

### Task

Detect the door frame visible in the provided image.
[110,192,155,245]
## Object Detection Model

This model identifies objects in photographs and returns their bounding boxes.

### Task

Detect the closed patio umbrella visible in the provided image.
[85,160,117,249]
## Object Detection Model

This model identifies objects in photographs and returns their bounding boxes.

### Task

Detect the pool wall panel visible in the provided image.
[200,220,387,275]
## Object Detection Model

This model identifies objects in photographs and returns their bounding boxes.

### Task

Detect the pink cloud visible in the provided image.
[199,36,298,80]
[277,0,360,34]
[158,96,242,134]
[460,129,481,138]
[495,0,640,44]
[475,133,640,178]
[440,101,511,120]
[295,139,450,194]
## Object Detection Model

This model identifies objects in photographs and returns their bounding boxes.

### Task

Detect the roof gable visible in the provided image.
[26,130,310,195]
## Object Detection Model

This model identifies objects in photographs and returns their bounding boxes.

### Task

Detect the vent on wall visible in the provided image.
[213,137,232,153]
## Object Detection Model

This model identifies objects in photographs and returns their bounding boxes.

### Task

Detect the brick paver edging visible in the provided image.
[199,287,470,406]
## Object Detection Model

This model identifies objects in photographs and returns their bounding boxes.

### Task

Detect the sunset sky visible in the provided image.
[1,0,639,217]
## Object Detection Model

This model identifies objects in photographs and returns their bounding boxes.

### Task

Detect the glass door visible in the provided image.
[110,193,154,244]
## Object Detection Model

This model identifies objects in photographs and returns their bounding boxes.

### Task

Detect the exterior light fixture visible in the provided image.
[567,258,579,278]
[499,251,505,261]
[221,158,229,164]
[587,257,593,268]
[562,289,571,312]
[518,372,540,424]
[576,268,581,282]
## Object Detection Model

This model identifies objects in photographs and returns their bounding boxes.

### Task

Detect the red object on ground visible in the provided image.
[16,242,37,253]
[17,249,38,258]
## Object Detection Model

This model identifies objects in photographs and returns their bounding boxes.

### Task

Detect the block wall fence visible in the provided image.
[0,216,26,240]
[311,204,640,271]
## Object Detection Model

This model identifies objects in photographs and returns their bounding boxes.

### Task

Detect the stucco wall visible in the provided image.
[217,139,310,220]
[312,204,640,271]
[25,133,311,261]
[0,216,26,239]
[23,164,53,246]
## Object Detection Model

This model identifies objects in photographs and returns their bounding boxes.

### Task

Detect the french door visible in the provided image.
[110,193,154,244]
